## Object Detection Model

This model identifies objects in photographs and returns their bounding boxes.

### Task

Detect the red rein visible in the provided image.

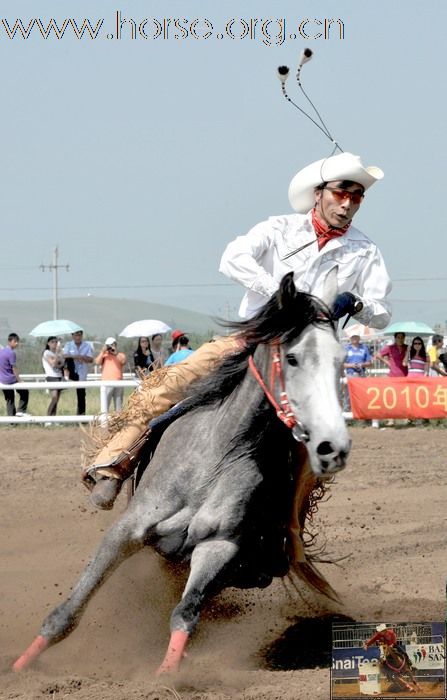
[248,343,296,429]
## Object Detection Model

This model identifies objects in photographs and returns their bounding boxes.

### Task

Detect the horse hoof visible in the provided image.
[13,635,49,671]
[156,630,189,675]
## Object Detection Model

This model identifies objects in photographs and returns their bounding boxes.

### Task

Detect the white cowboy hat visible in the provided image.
[376,623,387,632]
[288,152,384,213]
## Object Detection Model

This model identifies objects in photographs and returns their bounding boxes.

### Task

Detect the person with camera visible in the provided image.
[94,337,127,412]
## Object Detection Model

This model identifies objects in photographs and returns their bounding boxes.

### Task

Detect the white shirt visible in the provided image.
[219,211,392,328]
[42,349,64,378]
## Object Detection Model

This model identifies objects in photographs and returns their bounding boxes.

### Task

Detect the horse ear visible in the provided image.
[278,272,297,308]
[320,266,339,309]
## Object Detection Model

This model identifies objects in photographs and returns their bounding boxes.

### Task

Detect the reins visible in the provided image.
[248,342,297,430]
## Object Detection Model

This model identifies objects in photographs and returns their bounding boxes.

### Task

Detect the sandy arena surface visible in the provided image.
[333,679,444,697]
[0,425,446,700]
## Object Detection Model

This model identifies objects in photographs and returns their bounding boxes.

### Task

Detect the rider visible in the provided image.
[86,151,392,510]
[364,623,398,650]
[364,624,415,671]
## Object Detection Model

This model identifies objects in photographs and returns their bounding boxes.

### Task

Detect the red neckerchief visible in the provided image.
[311,209,351,250]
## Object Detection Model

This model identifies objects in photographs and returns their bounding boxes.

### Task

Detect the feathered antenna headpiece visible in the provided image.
[277,49,343,154]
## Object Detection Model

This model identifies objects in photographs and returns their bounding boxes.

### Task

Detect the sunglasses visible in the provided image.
[413,341,422,345]
[324,187,365,205]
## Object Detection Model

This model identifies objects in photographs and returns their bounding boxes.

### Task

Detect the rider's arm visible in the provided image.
[219,219,279,300]
[348,244,392,330]
[364,631,380,648]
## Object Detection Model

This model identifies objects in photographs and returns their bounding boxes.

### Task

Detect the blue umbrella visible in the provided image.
[29,319,84,337]
[383,321,434,335]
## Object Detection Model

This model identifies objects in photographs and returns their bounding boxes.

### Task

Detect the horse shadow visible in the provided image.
[259,613,355,670]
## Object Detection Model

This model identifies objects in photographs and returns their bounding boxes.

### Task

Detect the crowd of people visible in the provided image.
[1,324,445,423]
[0,328,195,418]
[342,331,447,418]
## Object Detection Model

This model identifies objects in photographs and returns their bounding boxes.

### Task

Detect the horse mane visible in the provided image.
[184,274,333,412]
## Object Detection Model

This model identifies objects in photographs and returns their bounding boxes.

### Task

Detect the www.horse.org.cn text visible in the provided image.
[0,14,346,45]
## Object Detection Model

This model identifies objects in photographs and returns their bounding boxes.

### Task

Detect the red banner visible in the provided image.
[347,376,447,419]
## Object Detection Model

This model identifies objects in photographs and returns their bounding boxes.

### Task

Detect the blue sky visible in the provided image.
[1,1,446,327]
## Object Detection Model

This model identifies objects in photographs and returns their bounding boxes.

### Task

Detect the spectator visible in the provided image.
[151,333,168,369]
[169,329,183,353]
[375,332,408,377]
[374,332,408,427]
[403,336,429,376]
[343,333,371,411]
[133,337,154,378]
[95,337,127,411]
[0,333,29,417]
[42,336,66,416]
[165,331,194,366]
[63,330,93,415]
[439,351,447,374]
[428,334,447,376]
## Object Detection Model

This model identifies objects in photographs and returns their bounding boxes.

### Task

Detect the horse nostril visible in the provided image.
[316,443,348,474]
[316,441,334,456]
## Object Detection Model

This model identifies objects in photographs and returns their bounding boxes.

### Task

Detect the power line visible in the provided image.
[39,247,70,319]
[0,282,235,291]
[393,277,447,282]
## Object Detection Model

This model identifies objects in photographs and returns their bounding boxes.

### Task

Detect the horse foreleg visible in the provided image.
[157,539,238,675]
[406,668,422,691]
[13,516,144,671]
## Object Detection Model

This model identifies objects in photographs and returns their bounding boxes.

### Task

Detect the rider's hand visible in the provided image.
[332,292,362,321]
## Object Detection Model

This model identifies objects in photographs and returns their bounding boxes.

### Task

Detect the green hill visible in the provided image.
[0,297,222,343]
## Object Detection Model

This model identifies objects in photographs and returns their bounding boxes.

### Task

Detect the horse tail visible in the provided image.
[286,444,340,601]
[289,559,340,602]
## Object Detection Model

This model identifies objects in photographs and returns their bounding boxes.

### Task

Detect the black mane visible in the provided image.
[183,273,333,412]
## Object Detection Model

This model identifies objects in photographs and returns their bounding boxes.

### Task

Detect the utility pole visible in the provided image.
[40,247,70,320]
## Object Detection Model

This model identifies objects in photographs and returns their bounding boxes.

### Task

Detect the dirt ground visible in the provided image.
[0,425,446,700]
[333,679,444,697]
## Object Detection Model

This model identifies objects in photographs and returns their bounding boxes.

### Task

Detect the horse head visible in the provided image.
[276,272,351,477]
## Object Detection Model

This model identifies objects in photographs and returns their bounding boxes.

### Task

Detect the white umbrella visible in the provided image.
[29,319,83,337]
[343,323,382,340]
[119,319,171,338]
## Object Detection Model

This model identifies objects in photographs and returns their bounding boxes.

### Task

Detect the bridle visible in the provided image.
[248,341,309,442]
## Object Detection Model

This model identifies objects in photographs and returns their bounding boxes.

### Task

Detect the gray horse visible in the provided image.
[14,272,350,674]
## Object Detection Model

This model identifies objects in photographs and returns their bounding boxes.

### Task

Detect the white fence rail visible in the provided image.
[0,370,426,426]
[0,379,138,424]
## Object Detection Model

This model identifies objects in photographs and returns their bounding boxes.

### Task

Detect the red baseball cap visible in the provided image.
[171,329,185,343]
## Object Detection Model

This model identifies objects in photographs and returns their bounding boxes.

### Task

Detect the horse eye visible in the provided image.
[286,354,298,367]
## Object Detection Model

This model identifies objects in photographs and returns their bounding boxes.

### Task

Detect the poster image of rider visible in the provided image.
[331,620,445,698]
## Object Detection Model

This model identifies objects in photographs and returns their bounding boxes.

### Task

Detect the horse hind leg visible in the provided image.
[157,538,238,675]
[13,512,145,671]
